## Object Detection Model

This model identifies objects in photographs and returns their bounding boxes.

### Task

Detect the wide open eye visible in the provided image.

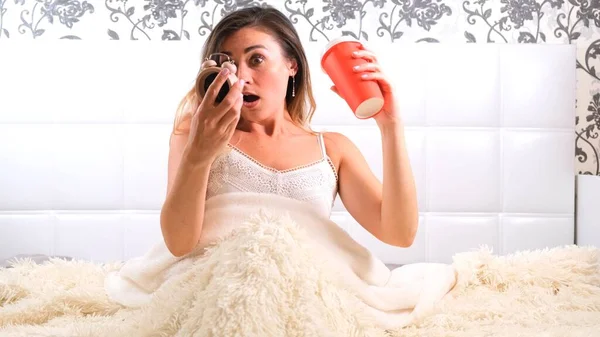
[250,54,265,66]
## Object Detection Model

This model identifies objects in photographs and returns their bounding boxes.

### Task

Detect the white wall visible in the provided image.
[0,40,577,265]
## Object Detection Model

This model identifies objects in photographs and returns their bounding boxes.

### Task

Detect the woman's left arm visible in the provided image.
[330,47,418,247]
[377,121,419,247]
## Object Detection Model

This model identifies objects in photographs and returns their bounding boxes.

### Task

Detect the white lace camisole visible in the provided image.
[206,133,339,217]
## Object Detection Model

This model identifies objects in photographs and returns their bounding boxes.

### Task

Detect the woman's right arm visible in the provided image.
[160,126,213,257]
[160,68,244,257]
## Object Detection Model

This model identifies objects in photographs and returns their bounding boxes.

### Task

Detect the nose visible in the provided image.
[235,61,249,84]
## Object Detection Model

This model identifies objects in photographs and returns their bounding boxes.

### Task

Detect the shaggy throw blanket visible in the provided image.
[0,193,599,337]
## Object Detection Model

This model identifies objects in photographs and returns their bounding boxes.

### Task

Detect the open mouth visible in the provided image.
[243,94,260,103]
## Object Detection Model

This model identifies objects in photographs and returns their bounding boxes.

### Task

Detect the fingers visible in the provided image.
[360,72,384,80]
[216,78,244,127]
[219,92,243,126]
[351,49,384,81]
[225,78,245,104]
[203,67,231,106]
[221,107,241,136]
[222,114,239,141]
[330,85,341,98]
[360,71,394,92]
[350,49,392,92]
[214,78,244,114]
[216,94,242,143]
[352,62,381,73]
[352,49,378,63]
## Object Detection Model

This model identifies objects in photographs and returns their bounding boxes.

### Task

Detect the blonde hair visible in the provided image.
[172,6,317,135]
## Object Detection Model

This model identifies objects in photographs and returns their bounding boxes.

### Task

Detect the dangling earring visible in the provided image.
[292,76,296,97]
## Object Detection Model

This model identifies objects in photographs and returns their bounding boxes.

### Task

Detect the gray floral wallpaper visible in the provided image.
[0,0,599,175]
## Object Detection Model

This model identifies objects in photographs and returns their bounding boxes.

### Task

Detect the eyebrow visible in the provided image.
[221,44,267,55]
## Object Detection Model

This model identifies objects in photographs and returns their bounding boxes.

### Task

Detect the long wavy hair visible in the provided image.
[171,6,317,135]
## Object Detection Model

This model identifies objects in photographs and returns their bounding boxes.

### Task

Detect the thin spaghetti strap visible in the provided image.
[317,133,327,159]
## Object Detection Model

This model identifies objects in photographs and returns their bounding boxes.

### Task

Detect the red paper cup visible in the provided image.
[321,36,384,119]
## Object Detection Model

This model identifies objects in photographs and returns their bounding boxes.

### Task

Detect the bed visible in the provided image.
[2,41,595,336]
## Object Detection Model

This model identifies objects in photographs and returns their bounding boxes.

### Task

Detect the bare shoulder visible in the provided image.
[323,130,358,147]
[170,115,192,146]
[320,131,363,172]
[170,96,197,146]
[321,131,361,157]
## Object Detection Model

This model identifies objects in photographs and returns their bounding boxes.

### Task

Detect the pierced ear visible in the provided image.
[288,58,299,77]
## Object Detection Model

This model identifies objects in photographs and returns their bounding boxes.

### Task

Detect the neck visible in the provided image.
[238,107,294,137]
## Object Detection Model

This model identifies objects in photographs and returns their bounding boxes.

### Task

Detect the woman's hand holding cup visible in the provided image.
[322,37,401,126]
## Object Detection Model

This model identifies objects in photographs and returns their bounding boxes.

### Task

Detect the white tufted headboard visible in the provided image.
[0,41,576,265]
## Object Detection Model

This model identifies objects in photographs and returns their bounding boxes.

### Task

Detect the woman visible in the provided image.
[160,5,418,257]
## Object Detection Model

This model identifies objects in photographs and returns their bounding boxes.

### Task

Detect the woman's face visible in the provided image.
[219,27,297,121]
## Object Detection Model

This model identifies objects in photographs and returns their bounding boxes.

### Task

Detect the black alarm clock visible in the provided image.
[195,52,238,104]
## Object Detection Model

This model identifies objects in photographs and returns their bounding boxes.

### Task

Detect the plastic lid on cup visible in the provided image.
[320,35,362,72]
[322,36,360,56]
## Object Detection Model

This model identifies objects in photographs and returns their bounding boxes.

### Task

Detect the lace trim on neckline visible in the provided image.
[226,143,338,180]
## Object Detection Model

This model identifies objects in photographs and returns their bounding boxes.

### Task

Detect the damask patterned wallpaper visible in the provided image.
[0,0,599,175]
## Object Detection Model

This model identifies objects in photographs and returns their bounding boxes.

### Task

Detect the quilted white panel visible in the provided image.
[426,215,499,264]
[0,125,55,210]
[501,45,576,128]
[123,124,172,209]
[425,44,500,127]
[502,130,575,213]
[0,214,55,258]
[54,214,125,263]
[576,175,600,248]
[426,129,501,212]
[500,216,574,255]
[0,42,576,266]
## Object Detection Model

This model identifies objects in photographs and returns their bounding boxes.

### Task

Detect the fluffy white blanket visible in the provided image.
[105,192,457,328]
[1,192,599,337]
